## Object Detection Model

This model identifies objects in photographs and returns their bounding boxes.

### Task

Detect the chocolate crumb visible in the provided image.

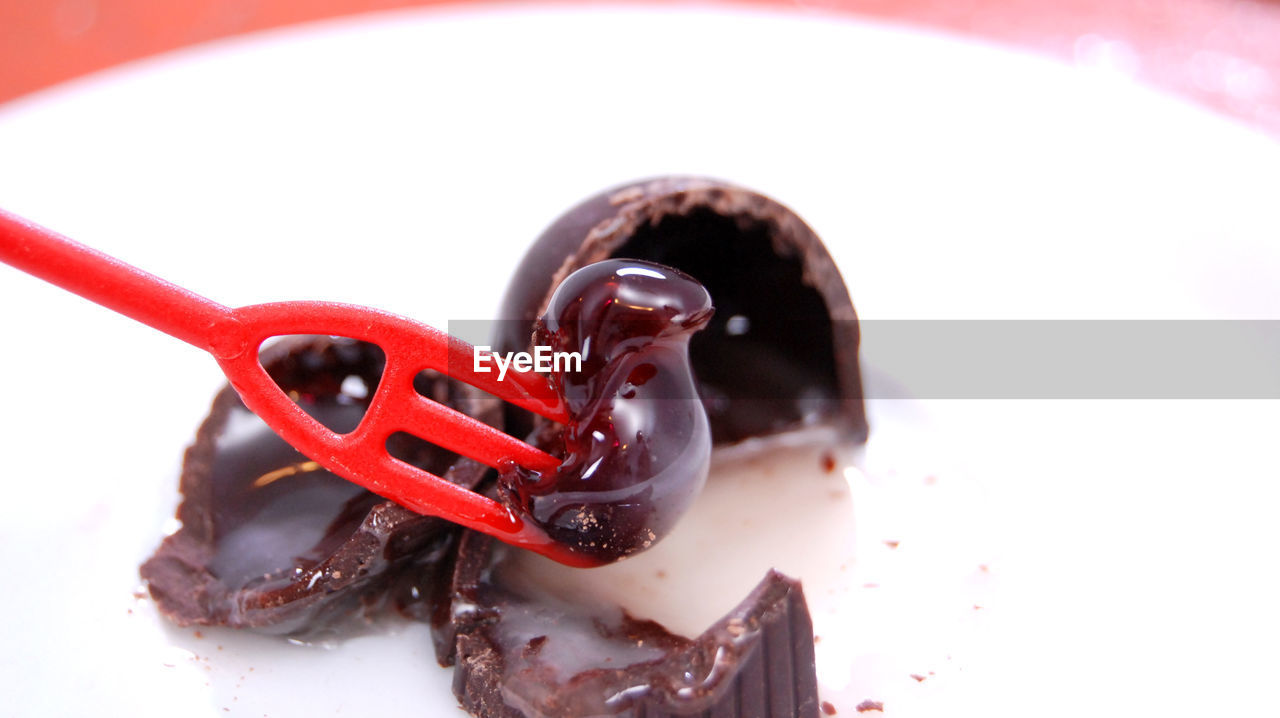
[979,564,990,573]
[821,453,837,473]
[910,674,926,682]
[821,701,838,715]
[193,631,203,639]
[883,540,900,549]
[814,634,822,643]
[855,700,884,713]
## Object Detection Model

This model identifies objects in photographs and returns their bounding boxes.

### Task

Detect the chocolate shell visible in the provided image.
[140,336,498,636]
[495,176,867,445]
[435,532,819,718]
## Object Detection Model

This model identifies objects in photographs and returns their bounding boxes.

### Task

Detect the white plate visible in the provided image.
[1,6,1278,718]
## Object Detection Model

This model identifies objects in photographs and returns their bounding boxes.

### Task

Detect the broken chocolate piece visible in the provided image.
[141,336,498,636]
[436,531,820,718]
[495,176,867,445]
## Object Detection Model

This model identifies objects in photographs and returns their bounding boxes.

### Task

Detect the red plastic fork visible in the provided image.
[0,208,597,567]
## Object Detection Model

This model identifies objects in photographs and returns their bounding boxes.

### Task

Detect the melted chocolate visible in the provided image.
[141,336,498,635]
[500,259,713,563]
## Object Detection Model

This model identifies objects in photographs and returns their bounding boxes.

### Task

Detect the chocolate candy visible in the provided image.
[433,178,867,718]
[140,177,864,718]
[495,176,867,445]
[140,336,498,635]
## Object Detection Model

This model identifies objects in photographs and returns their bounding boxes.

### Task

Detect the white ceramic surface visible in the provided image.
[1,6,1278,717]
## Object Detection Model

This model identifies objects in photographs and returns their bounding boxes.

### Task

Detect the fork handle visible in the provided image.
[0,208,241,355]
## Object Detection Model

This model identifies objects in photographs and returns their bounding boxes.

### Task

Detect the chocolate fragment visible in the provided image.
[435,531,820,718]
[496,176,867,445]
[141,336,497,636]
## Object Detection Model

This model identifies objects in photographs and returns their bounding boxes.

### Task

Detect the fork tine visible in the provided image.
[387,390,560,473]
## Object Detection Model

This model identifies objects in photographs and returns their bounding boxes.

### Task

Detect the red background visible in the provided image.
[2,0,1279,136]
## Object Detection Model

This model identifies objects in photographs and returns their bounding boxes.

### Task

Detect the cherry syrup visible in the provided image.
[499,259,714,563]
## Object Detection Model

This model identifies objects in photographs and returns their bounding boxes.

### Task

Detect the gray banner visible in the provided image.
[449,320,1280,399]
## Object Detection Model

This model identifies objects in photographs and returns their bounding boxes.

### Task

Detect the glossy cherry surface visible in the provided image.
[500,259,714,563]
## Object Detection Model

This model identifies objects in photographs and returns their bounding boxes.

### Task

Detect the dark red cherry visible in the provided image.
[499,259,713,563]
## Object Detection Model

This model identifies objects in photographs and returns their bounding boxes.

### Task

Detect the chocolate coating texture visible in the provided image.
[495,176,867,445]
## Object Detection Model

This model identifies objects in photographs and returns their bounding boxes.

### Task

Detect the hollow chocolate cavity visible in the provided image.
[495,176,867,445]
[435,531,819,718]
[141,336,498,636]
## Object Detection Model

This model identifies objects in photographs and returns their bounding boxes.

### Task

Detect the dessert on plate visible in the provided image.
[142,176,867,717]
